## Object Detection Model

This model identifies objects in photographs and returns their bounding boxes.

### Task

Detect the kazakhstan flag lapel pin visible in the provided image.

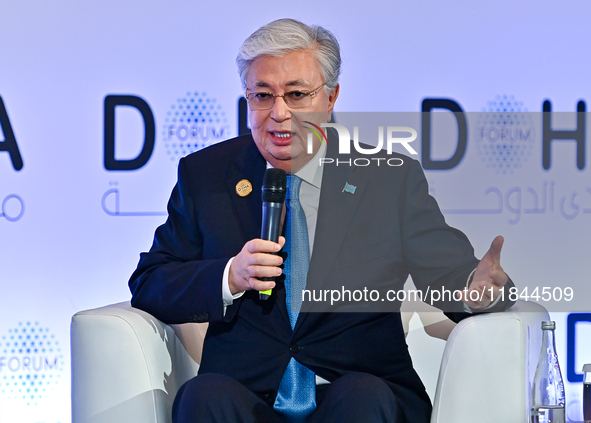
[342,182,357,194]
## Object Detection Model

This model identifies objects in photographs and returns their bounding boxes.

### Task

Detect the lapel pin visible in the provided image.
[342,182,357,194]
[236,179,253,197]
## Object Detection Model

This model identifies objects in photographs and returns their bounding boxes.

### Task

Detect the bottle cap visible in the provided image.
[541,321,556,330]
[583,364,591,373]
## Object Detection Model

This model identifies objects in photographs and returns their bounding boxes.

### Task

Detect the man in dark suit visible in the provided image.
[129,18,513,423]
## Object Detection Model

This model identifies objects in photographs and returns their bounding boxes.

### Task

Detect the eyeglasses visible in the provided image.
[244,84,325,110]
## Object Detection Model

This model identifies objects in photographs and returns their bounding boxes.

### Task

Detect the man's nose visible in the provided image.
[270,95,291,121]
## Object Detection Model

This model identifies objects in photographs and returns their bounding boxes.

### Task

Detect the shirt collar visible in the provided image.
[265,141,326,189]
[294,141,326,189]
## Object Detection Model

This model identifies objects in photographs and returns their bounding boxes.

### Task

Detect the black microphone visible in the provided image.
[259,168,287,300]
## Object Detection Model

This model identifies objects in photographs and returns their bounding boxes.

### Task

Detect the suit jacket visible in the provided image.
[129,133,492,422]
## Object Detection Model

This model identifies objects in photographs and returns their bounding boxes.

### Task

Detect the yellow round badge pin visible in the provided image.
[236,179,253,197]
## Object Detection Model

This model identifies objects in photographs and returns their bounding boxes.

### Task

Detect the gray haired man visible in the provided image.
[129,18,513,423]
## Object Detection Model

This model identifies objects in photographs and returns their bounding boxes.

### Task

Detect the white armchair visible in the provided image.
[70,302,204,423]
[71,300,549,423]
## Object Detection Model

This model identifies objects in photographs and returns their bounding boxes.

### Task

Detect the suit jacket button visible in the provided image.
[290,344,301,353]
[261,393,275,406]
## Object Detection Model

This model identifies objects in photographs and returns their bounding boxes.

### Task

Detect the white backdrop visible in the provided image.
[1,1,590,421]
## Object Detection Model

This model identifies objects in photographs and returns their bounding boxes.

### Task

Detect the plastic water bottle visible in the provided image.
[531,321,565,423]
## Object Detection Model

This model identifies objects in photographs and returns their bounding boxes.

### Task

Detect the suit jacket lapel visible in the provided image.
[309,163,368,287]
[294,140,369,332]
[225,137,292,327]
[225,137,266,243]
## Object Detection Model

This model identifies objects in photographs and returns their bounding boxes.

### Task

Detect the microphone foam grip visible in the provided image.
[262,168,287,203]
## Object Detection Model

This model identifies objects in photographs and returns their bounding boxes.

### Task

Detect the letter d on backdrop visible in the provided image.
[421,98,467,170]
[104,95,155,171]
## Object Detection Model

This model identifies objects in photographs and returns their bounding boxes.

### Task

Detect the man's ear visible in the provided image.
[327,84,340,119]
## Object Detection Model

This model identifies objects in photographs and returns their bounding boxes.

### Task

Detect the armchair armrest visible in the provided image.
[430,300,549,423]
[71,302,205,423]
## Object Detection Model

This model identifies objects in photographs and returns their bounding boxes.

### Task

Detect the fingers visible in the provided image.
[486,235,504,263]
[245,238,282,254]
[243,276,278,294]
[474,235,508,285]
[229,239,284,294]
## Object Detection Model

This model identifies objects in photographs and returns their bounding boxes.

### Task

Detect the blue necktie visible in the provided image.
[273,175,316,422]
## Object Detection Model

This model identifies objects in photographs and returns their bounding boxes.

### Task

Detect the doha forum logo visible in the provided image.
[161,91,231,163]
[474,95,535,175]
[0,322,64,405]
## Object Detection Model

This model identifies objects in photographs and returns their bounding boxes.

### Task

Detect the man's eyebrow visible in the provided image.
[252,80,310,89]
[285,79,309,87]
